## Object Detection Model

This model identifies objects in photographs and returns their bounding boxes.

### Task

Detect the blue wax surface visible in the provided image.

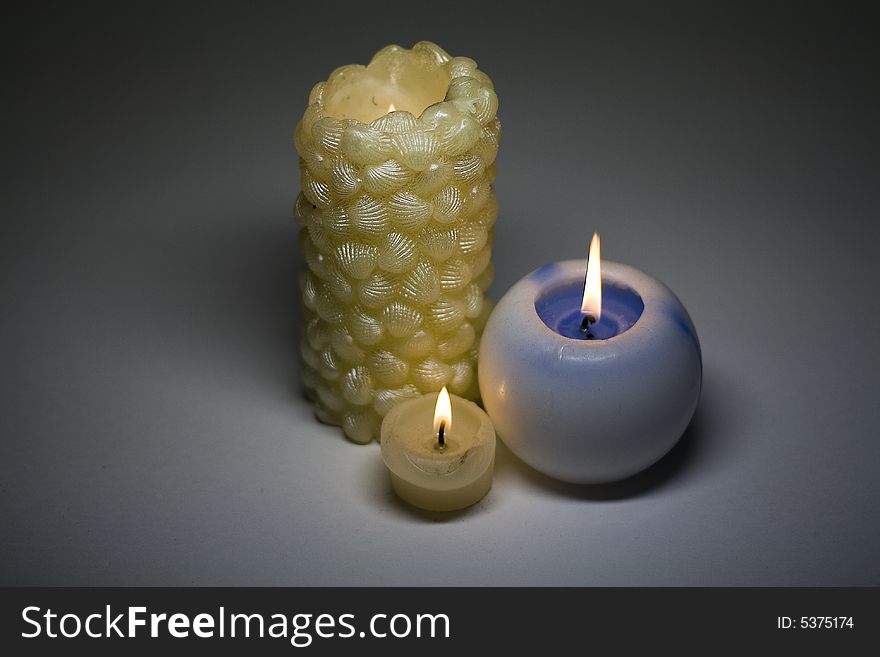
[534,280,644,340]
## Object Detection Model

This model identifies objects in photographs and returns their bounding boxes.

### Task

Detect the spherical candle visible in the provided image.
[294,42,500,443]
[478,254,702,484]
[381,387,496,511]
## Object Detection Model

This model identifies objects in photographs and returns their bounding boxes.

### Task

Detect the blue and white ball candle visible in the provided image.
[478,239,701,484]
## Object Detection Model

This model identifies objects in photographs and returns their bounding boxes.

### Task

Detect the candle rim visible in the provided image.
[509,259,697,350]
[535,276,644,340]
[299,41,498,133]
[381,392,495,491]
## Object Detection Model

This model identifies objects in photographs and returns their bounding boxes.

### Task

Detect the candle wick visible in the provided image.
[580,314,596,339]
[438,421,446,448]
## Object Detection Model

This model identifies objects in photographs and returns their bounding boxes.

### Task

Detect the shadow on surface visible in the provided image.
[186,213,304,397]
[357,365,742,518]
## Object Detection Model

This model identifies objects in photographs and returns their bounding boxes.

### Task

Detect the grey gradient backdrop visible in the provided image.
[2,1,878,585]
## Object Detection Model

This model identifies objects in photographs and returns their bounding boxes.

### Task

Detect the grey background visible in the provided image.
[2,1,878,585]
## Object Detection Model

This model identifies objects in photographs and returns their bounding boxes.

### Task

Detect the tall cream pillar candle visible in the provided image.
[294,42,501,443]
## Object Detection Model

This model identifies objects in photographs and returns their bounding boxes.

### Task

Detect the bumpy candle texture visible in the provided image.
[294,42,500,443]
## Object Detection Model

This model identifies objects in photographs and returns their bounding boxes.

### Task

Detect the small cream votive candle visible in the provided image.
[380,386,495,511]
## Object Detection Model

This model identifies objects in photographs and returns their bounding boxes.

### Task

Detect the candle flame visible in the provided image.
[387,103,396,113]
[433,386,452,438]
[581,232,602,322]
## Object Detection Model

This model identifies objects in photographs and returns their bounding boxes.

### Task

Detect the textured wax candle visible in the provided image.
[381,387,495,511]
[294,42,500,443]
[479,258,702,484]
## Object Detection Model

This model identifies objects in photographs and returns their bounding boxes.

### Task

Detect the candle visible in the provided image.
[381,386,496,511]
[294,41,501,444]
[478,235,702,484]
